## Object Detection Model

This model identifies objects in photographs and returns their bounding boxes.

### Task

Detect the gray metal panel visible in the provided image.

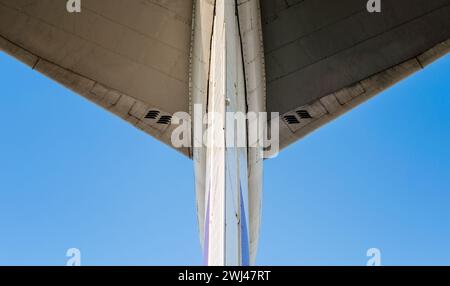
[262,0,450,114]
[0,0,192,113]
[0,0,193,156]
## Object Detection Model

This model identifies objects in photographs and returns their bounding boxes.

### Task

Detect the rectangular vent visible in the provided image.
[296,110,312,119]
[145,110,160,119]
[284,115,300,124]
[157,115,172,125]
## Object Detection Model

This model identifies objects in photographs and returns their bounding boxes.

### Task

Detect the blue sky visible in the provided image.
[0,51,449,266]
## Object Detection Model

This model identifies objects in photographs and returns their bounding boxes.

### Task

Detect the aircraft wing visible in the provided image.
[261,0,450,151]
[0,0,193,156]
[1,0,449,156]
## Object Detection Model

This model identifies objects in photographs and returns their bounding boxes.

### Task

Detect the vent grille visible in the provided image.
[284,115,300,124]
[157,115,172,125]
[296,110,312,119]
[145,110,160,119]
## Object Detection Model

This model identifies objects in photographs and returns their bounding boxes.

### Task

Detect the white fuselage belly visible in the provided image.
[191,0,266,266]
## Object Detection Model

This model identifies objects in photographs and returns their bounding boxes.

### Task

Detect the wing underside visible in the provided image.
[261,0,450,150]
[0,0,193,156]
[1,0,449,153]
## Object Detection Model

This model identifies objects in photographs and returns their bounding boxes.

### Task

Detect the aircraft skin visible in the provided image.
[191,0,265,266]
[0,0,449,265]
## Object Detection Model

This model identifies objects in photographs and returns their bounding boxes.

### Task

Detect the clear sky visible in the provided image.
[0,51,449,266]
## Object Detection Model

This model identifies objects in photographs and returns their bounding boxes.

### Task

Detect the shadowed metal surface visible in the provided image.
[1,0,449,155]
[261,0,450,150]
[0,0,193,156]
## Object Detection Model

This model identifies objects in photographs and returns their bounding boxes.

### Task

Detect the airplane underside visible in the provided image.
[1,0,449,266]
[191,0,266,266]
